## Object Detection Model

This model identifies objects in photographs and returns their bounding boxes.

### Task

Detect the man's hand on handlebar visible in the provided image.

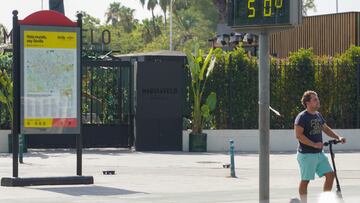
[324,137,346,146]
[338,136,346,144]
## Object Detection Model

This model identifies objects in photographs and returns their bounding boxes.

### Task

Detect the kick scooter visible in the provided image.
[324,139,343,199]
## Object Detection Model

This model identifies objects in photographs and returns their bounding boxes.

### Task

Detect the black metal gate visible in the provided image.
[81,60,132,147]
[27,60,132,148]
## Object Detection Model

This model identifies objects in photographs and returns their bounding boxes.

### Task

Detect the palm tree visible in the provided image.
[140,16,162,44]
[140,19,154,43]
[105,2,136,32]
[118,6,136,32]
[159,0,169,29]
[105,2,121,26]
[139,0,160,36]
[147,0,159,36]
[172,0,190,15]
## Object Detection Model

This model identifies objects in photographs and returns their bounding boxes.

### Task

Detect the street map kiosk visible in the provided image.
[1,10,93,187]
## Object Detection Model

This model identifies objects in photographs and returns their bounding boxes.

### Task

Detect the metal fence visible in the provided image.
[82,61,131,125]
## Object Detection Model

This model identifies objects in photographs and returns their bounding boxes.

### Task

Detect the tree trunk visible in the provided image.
[151,10,157,37]
[163,11,167,31]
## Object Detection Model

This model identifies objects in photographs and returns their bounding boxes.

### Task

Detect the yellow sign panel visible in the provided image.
[24,118,53,128]
[24,31,77,49]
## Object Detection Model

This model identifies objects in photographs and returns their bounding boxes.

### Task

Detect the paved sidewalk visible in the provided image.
[0,149,359,203]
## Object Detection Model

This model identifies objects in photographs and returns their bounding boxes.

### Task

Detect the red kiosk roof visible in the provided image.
[19,10,77,27]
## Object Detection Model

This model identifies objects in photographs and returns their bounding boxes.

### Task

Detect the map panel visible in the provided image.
[20,27,80,133]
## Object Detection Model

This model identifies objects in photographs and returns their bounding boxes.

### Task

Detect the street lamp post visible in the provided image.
[259,31,270,203]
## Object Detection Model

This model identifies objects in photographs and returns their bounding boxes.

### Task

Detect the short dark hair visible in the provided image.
[301,90,317,108]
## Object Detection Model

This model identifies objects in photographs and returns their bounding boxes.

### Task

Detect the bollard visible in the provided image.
[19,134,23,164]
[230,140,236,177]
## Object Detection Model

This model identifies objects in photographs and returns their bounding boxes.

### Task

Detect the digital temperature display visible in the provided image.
[228,0,301,29]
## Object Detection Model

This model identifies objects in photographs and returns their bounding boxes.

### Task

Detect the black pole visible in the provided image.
[76,13,83,176]
[90,67,93,124]
[228,54,232,128]
[119,68,123,123]
[128,65,133,148]
[129,61,135,148]
[12,10,20,178]
[49,0,65,14]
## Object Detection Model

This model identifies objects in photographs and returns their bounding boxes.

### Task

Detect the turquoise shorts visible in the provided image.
[297,152,333,180]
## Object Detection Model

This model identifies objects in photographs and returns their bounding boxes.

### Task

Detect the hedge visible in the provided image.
[202,46,360,129]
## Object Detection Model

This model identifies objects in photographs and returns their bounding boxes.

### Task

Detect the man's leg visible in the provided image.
[297,153,316,203]
[317,153,335,191]
[299,180,309,203]
[323,171,334,191]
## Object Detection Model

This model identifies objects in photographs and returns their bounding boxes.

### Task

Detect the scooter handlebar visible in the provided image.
[324,139,341,146]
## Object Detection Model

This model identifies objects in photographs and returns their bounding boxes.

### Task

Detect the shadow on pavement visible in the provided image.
[33,185,148,196]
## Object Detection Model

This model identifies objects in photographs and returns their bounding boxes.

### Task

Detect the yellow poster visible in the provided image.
[24,31,76,49]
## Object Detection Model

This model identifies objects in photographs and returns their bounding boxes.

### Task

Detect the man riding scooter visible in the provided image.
[294,90,346,203]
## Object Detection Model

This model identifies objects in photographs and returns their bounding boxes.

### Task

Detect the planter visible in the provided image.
[0,130,10,153]
[8,134,28,153]
[189,132,207,152]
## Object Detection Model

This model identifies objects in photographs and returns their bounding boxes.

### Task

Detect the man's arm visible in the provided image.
[295,124,323,149]
[322,123,346,143]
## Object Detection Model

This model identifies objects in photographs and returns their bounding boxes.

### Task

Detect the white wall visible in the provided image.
[1,129,358,153]
[0,130,10,153]
[183,129,360,152]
